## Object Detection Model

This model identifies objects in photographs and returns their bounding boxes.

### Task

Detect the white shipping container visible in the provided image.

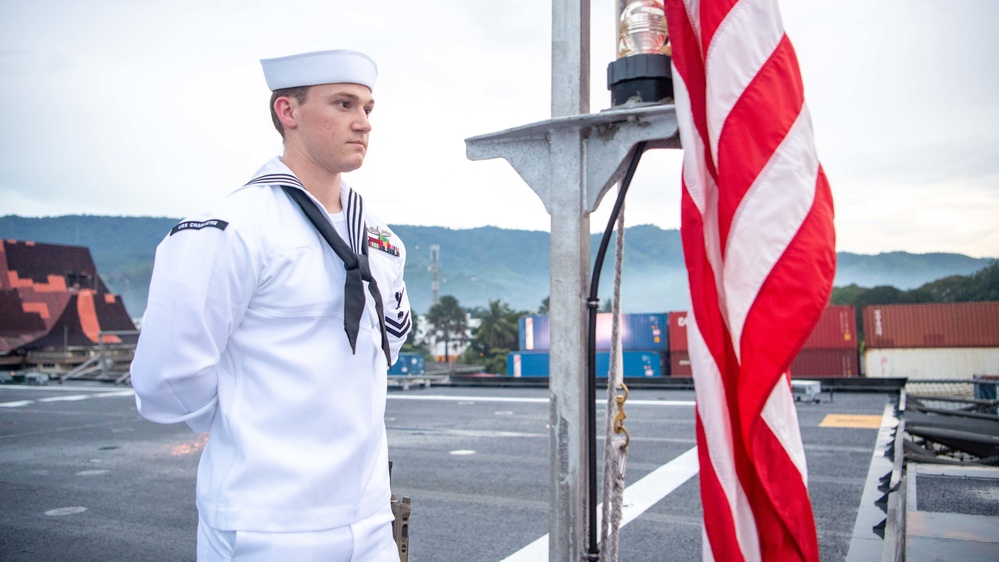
[863,348,999,379]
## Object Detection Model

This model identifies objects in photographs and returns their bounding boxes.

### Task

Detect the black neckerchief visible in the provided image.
[281,185,391,366]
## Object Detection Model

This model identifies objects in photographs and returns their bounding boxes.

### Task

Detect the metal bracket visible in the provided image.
[465,103,680,215]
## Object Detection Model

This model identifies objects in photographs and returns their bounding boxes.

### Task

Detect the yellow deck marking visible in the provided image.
[820,414,884,428]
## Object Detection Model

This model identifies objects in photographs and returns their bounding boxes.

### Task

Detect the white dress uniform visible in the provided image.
[130,156,411,560]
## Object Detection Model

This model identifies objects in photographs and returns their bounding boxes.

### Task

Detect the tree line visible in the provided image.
[401,296,543,375]
[408,261,997,374]
[832,259,998,306]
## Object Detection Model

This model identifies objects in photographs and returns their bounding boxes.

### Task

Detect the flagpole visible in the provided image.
[547,2,591,559]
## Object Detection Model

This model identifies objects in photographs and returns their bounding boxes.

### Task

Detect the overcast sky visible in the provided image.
[1,1,997,258]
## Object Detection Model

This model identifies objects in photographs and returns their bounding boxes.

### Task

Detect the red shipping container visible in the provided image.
[789,349,859,378]
[668,310,689,352]
[670,350,692,377]
[672,349,858,378]
[802,305,858,350]
[670,306,857,352]
[863,302,999,349]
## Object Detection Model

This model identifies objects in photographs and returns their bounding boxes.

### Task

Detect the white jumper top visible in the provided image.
[131,157,412,532]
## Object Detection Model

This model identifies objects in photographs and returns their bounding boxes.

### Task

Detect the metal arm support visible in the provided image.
[465,104,680,214]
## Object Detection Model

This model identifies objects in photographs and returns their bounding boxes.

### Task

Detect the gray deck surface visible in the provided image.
[0,382,893,561]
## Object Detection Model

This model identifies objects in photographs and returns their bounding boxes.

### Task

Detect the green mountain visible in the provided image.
[1,215,994,318]
[834,251,990,289]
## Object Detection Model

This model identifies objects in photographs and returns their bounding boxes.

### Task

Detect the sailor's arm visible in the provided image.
[130,220,257,432]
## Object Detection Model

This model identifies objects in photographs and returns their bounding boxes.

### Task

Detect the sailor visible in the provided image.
[130,49,411,561]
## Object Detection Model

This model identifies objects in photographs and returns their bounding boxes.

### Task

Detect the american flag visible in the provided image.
[664,0,836,560]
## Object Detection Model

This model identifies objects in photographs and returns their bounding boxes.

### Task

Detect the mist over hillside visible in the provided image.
[1,215,993,318]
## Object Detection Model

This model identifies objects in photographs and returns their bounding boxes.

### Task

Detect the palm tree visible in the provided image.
[464,299,527,375]
[426,295,468,365]
[475,299,521,351]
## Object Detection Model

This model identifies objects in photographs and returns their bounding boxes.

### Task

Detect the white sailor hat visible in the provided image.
[260,49,378,92]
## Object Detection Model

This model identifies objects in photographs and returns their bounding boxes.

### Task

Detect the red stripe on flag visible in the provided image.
[668,0,712,172]
[679,188,725,371]
[717,35,805,251]
[696,412,746,562]
[751,418,820,561]
[739,170,835,432]
[700,0,739,51]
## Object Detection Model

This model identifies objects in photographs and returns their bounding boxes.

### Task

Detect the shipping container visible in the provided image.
[610,351,665,378]
[802,305,858,350]
[508,351,550,377]
[669,349,858,378]
[790,349,859,378]
[863,348,999,379]
[520,315,550,351]
[669,306,859,352]
[670,350,692,377]
[388,352,426,376]
[668,310,689,352]
[519,313,668,352]
[863,302,999,349]
[507,350,666,378]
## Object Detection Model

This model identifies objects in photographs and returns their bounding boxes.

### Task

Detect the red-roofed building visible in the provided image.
[1,239,137,375]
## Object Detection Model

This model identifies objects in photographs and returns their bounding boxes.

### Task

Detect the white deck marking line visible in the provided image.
[0,385,123,392]
[37,395,90,402]
[0,400,35,408]
[388,395,695,407]
[92,390,136,398]
[2,391,689,408]
[623,399,696,407]
[502,446,700,561]
[0,389,135,408]
[389,395,549,404]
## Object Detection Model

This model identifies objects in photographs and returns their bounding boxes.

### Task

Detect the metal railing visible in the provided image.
[58,330,138,385]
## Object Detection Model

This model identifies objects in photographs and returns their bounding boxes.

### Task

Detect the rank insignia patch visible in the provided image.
[367,226,400,256]
[170,219,229,236]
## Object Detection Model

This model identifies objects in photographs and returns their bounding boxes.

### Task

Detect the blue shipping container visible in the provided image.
[507,350,665,378]
[507,351,550,377]
[519,313,668,352]
[519,316,551,351]
[389,352,426,376]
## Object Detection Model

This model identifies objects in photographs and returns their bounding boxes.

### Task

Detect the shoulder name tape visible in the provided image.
[170,219,229,236]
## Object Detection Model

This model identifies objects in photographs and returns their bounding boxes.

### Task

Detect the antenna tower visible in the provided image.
[430,244,440,306]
